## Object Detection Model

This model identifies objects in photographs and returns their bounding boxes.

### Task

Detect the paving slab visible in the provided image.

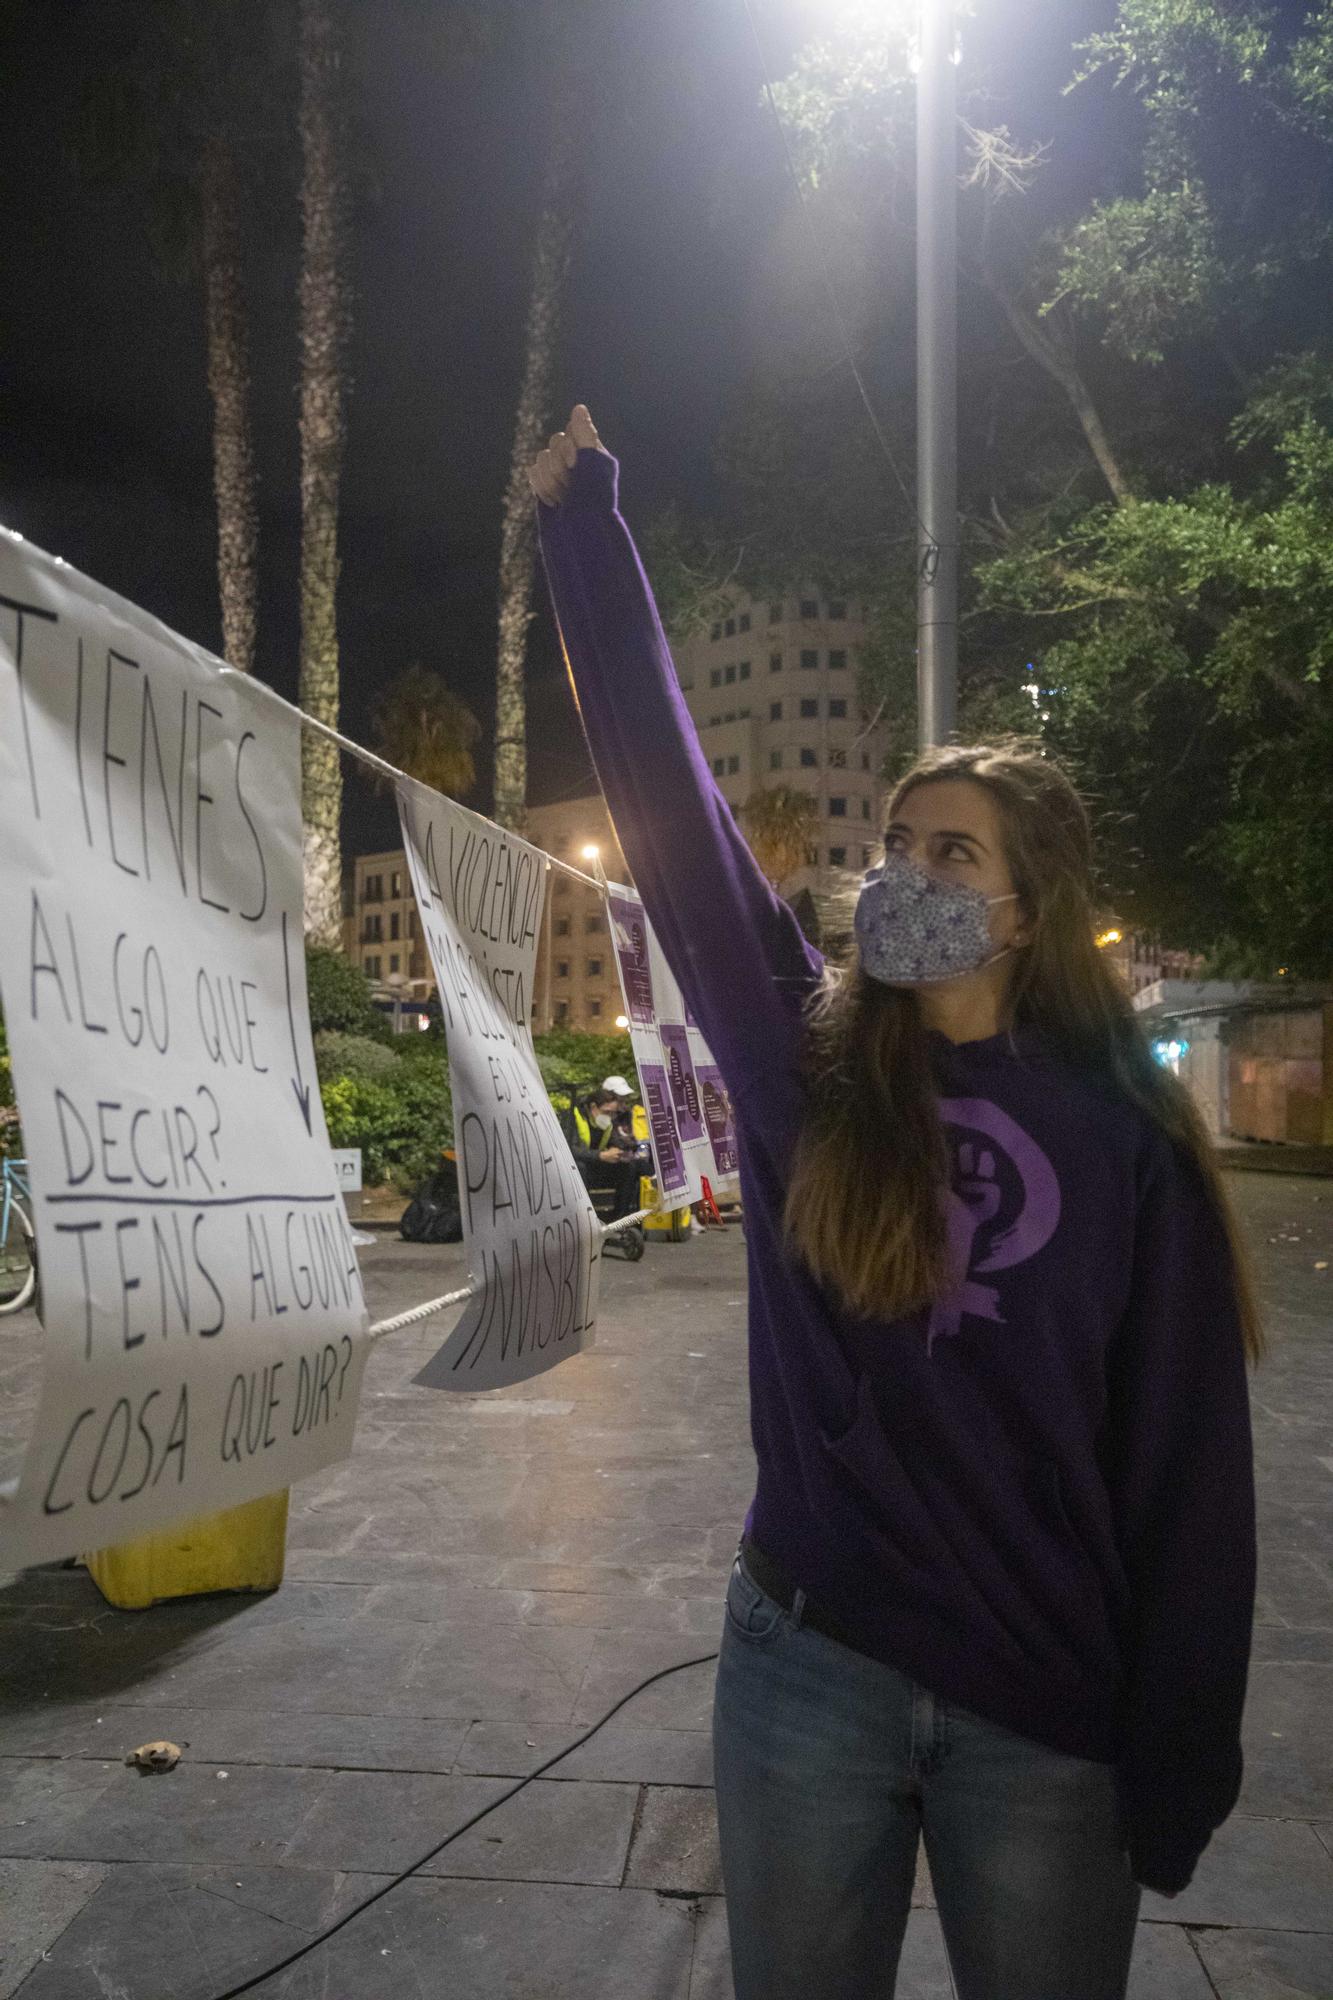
[0,1858,107,1995]
[1190,1924,1333,1999]
[7,1862,392,2000]
[457,1717,714,1787]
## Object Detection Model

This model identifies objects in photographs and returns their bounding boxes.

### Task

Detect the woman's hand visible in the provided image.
[528,404,606,507]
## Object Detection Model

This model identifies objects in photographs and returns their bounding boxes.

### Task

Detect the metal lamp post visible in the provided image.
[916,0,959,748]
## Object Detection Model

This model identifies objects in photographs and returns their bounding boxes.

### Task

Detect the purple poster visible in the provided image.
[659,1023,705,1142]
[697,1064,738,1177]
[640,1063,687,1197]
[607,893,655,1027]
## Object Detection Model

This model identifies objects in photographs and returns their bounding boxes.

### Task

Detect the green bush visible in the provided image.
[305,946,393,1042]
[0,1009,18,1160]
[313,1031,402,1085]
[319,1050,452,1191]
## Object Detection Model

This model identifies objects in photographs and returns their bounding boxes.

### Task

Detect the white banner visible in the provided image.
[0,533,368,1571]
[397,780,600,1391]
[605,884,739,1206]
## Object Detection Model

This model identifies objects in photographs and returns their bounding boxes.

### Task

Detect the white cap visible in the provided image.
[600,1075,633,1098]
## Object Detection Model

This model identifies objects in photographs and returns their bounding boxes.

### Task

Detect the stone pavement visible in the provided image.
[0,1175,1330,1999]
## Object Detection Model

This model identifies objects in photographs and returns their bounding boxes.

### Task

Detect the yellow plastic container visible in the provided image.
[84,1489,290,1610]
[640,1174,693,1241]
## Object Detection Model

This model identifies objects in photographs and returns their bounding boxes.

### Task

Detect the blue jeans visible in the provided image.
[712,1547,1142,2000]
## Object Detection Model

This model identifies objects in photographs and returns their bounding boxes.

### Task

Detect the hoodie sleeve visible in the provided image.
[536,447,823,1102]
[1104,1132,1257,1896]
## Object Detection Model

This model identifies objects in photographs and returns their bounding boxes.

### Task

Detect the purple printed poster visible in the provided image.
[697,1065,738,1177]
[659,1023,705,1142]
[640,1063,687,1197]
[607,892,655,1027]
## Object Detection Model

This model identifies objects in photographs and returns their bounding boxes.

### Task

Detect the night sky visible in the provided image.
[2,0,1126,858]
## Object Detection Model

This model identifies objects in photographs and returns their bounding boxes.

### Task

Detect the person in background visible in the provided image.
[530,406,1260,2000]
[559,1082,644,1224]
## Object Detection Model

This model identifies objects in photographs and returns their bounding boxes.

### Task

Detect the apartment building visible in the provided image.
[346,848,433,1023]
[525,795,630,1034]
[669,587,889,905]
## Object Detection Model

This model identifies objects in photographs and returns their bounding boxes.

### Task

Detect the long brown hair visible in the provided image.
[783,741,1267,1367]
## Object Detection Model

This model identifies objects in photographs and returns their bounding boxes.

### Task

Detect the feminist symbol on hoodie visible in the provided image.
[926,1098,1062,1356]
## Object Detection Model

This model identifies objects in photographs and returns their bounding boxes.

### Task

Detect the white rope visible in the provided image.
[369,1283,475,1342]
[220,669,605,894]
[365,1211,652,1345]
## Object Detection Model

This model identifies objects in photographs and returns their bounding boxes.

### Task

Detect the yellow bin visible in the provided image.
[84,1489,290,1610]
[640,1174,693,1242]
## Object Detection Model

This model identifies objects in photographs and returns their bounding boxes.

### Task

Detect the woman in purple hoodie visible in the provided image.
[531,406,1262,2000]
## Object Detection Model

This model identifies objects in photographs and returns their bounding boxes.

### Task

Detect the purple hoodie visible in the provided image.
[537,445,1256,1898]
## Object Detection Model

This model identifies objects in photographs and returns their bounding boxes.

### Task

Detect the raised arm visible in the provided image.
[532,406,821,1100]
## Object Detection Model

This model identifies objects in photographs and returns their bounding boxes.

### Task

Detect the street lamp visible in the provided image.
[916,0,959,749]
[581,844,600,862]
[615,1014,629,1030]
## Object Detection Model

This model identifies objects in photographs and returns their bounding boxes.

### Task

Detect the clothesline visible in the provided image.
[364,1210,654,1345]
[224,668,607,895]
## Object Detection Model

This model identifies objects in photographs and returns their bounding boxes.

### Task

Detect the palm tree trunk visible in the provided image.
[493,38,580,833]
[201,126,258,675]
[297,0,350,945]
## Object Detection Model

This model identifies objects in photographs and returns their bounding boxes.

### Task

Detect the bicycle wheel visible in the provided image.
[0,1199,37,1313]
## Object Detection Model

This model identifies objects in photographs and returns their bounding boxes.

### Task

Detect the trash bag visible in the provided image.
[399,1161,462,1244]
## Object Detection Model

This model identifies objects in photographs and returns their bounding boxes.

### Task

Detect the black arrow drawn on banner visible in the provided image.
[281,910,313,1133]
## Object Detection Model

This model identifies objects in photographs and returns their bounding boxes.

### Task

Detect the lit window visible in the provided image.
[828,649,847,670]
[800,599,818,620]
[800,649,818,670]
[830,797,847,817]
[829,698,847,718]
[800,747,817,768]
[769,652,783,673]
[738,612,751,632]
[800,697,818,718]
[769,701,782,720]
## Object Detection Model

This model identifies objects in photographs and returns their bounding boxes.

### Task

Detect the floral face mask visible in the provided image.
[854,850,1020,986]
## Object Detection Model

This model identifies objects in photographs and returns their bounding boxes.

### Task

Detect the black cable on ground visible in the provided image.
[204,1647,722,1999]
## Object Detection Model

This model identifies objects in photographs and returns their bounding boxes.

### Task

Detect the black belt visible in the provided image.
[739,1533,868,1657]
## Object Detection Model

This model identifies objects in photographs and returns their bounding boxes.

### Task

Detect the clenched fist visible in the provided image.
[528,404,607,507]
